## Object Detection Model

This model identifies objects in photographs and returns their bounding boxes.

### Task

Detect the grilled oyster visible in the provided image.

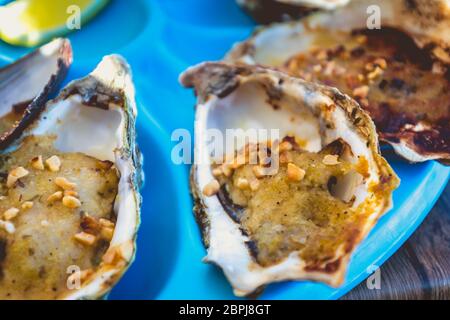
[0,55,141,300]
[236,0,350,23]
[181,62,399,296]
[0,38,72,150]
[228,0,450,163]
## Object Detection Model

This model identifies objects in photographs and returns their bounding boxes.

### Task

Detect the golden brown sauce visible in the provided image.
[0,135,118,299]
[285,29,450,154]
[219,141,365,267]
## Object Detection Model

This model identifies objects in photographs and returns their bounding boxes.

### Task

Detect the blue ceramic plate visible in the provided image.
[0,0,448,300]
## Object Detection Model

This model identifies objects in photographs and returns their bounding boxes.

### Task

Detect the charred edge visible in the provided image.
[320,138,348,157]
[217,185,245,224]
[305,257,342,274]
[239,0,315,24]
[190,168,211,248]
[66,86,124,110]
[0,56,71,150]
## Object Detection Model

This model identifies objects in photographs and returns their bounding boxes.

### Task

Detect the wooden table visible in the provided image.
[343,182,450,300]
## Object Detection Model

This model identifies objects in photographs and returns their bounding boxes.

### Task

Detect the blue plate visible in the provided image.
[0,0,448,300]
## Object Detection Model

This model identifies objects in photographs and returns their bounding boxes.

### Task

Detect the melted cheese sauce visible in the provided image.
[0,135,118,299]
[221,144,365,267]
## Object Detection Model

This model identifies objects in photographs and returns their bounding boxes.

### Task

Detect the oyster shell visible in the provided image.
[0,38,72,150]
[236,0,350,23]
[0,55,141,300]
[228,0,450,163]
[181,62,399,296]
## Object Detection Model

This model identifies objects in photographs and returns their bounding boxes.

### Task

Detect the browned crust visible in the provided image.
[182,62,400,290]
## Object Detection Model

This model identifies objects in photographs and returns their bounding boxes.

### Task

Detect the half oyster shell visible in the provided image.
[228,0,450,163]
[236,0,350,23]
[0,38,72,150]
[181,62,399,296]
[0,55,141,300]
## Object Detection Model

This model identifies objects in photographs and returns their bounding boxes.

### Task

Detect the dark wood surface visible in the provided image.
[343,182,450,300]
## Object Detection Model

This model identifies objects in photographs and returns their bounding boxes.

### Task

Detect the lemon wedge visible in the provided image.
[0,0,109,47]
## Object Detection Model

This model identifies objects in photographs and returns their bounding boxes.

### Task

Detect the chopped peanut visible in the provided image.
[323,155,340,165]
[279,141,293,152]
[100,227,114,241]
[367,66,383,80]
[55,177,77,190]
[249,179,260,191]
[30,155,45,170]
[7,167,29,188]
[67,269,93,285]
[41,220,50,227]
[74,232,96,246]
[252,166,268,179]
[353,85,369,99]
[374,58,387,69]
[235,178,249,190]
[221,164,233,177]
[62,196,81,208]
[64,190,79,197]
[203,179,220,197]
[3,207,19,221]
[287,163,306,182]
[99,218,115,229]
[47,191,63,203]
[21,201,34,210]
[211,167,222,177]
[45,155,61,172]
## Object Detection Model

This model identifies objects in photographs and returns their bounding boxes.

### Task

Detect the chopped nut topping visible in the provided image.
[249,179,260,191]
[0,220,15,234]
[367,66,383,80]
[323,155,340,165]
[74,232,96,246]
[235,178,249,190]
[30,155,45,170]
[252,166,269,179]
[316,49,328,60]
[64,190,78,197]
[45,155,61,172]
[287,163,306,182]
[3,207,19,221]
[221,164,233,177]
[55,177,77,190]
[47,191,63,203]
[212,167,223,177]
[100,227,114,241]
[353,85,369,99]
[203,179,220,197]
[41,220,49,227]
[62,196,81,208]
[279,141,293,153]
[21,201,34,210]
[7,167,29,188]
[279,151,293,164]
[312,64,322,73]
[80,214,100,234]
[99,218,115,229]
[374,58,387,69]
[67,269,93,286]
